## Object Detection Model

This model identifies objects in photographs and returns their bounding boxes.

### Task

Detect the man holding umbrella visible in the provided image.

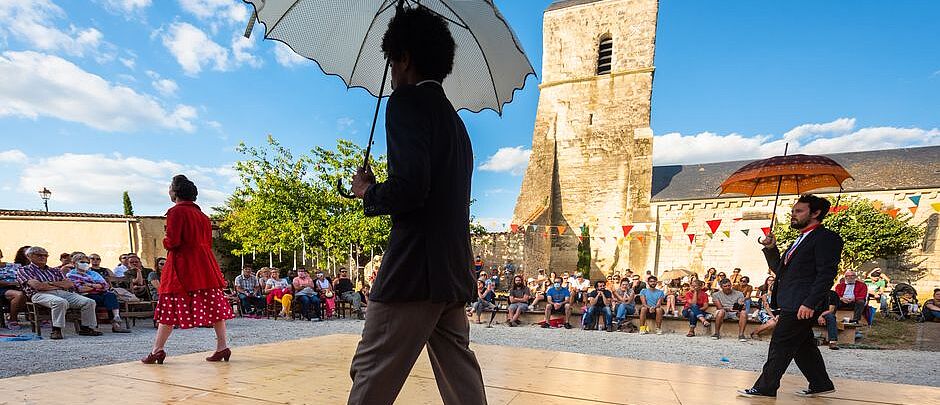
[349,7,485,405]
[738,195,841,399]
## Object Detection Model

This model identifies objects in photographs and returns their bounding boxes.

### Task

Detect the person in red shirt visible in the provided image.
[142,175,234,365]
[681,280,711,337]
[833,270,868,324]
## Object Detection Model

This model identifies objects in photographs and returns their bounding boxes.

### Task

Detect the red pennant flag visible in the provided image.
[909,206,918,215]
[687,234,696,243]
[733,217,742,222]
[681,222,690,232]
[510,224,519,233]
[622,225,634,236]
[636,235,645,243]
[887,208,900,219]
[829,206,848,214]
[761,227,771,237]
[557,225,567,235]
[706,219,722,234]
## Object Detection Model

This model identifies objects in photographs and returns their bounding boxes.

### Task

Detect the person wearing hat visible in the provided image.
[864,269,889,312]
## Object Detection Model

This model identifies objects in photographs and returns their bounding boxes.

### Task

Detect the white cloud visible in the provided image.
[653,118,940,165]
[479,146,532,175]
[0,149,28,164]
[0,0,107,58]
[274,42,309,68]
[161,22,229,76]
[0,51,198,132]
[119,57,136,69]
[336,117,357,134]
[152,78,179,97]
[483,188,507,197]
[99,0,152,16]
[473,217,510,232]
[15,151,234,215]
[231,34,262,68]
[178,0,248,30]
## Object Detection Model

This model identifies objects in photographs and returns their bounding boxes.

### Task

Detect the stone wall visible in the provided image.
[513,0,658,280]
[470,232,525,274]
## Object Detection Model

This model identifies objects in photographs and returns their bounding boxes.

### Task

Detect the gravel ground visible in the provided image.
[2,318,938,387]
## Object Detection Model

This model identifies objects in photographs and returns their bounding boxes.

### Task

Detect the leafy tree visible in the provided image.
[122,191,134,216]
[772,198,925,273]
[577,224,591,276]
[468,198,488,235]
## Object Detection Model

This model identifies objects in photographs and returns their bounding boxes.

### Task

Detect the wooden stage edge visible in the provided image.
[3,333,938,405]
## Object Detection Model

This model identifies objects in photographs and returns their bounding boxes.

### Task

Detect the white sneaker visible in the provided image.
[656,328,663,335]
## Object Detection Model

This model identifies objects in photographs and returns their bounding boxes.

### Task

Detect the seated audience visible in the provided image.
[816,289,840,350]
[315,270,335,318]
[751,289,778,339]
[293,268,322,321]
[1,249,26,328]
[112,253,130,278]
[66,252,130,333]
[834,270,868,324]
[584,280,614,331]
[16,246,101,339]
[148,257,164,302]
[506,275,531,327]
[264,268,293,317]
[541,277,573,329]
[88,253,113,280]
[638,275,665,334]
[612,279,635,327]
[234,266,264,315]
[924,288,940,322]
[703,268,718,291]
[712,278,748,341]
[572,273,591,303]
[56,252,73,274]
[713,272,727,291]
[864,269,890,312]
[682,280,710,337]
[730,268,743,286]
[663,278,683,317]
[257,267,271,287]
[333,268,362,319]
[734,276,756,313]
[122,255,151,300]
[631,274,647,304]
[472,279,496,324]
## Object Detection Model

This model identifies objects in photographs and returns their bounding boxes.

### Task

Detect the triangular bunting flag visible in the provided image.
[578,236,584,242]
[872,201,883,210]
[664,235,673,242]
[557,225,567,235]
[706,219,722,234]
[510,224,519,233]
[681,222,690,232]
[887,208,900,219]
[723,230,731,238]
[909,206,918,215]
[622,225,634,237]
[636,235,645,243]
[761,227,771,237]
[909,195,921,206]
[741,229,750,236]
[733,217,742,222]
[687,234,695,243]
[529,225,537,232]
[706,232,714,239]
[932,202,940,213]
[830,206,848,214]
[662,223,672,234]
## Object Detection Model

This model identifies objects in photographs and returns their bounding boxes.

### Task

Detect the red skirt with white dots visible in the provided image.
[154,288,234,329]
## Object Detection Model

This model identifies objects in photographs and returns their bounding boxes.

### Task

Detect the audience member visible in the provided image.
[359,284,370,312]
[473,255,484,277]
[572,273,590,303]
[0,249,26,328]
[264,268,293,317]
[112,254,130,278]
[148,257,164,302]
[123,255,151,300]
[713,272,727,291]
[682,280,711,337]
[734,276,755,312]
[541,277,573,329]
[631,274,647,304]
[315,271,335,318]
[924,288,940,322]
[834,270,868,324]
[712,278,748,341]
[333,268,362,319]
[584,280,614,331]
[13,246,31,266]
[506,275,531,327]
[703,268,718,291]
[751,288,778,340]
[816,289,840,350]
[864,269,889,312]
[472,279,496,324]
[88,253,113,280]
[663,278,683,317]
[66,252,130,333]
[57,252,73,273]
[730,268,743,285]
[234,266,264,315]
[612,279,635,327]
[16,246,101,339]
[638,275,665,334]
[293,268,322,321]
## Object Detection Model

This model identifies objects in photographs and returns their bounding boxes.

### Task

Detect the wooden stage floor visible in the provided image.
[2,334,937,404]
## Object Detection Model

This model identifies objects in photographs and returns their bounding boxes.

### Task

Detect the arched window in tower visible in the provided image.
[596,35,613,75]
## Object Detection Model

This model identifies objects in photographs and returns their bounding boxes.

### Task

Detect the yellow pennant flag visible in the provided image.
[557,225,567,235]
[932,202,940,213]
[722,230,731,238]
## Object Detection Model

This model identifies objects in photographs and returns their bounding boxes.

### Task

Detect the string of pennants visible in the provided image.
[507,193,938,243]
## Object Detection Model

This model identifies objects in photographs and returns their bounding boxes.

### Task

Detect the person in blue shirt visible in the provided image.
[541,277,573,329]
[639,275,666,334]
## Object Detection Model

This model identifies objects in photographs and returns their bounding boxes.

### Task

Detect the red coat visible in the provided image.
[834,281,868,302]
[159,201,227,295]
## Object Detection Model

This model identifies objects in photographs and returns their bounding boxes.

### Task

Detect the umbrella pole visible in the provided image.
[766,143,789,237]
[337,59,392,198]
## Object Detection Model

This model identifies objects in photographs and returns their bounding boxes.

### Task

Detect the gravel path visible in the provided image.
[2,318,938,387]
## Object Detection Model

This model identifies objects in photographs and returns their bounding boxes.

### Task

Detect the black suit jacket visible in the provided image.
[363,82,475,303]
[764,225,843,312]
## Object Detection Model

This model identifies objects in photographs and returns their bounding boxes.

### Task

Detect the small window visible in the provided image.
[596,36,612,75]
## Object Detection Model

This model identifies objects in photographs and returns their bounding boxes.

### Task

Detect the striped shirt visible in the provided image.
[66,269,108,294]
[16,263,70,297]
[234,274,260,293]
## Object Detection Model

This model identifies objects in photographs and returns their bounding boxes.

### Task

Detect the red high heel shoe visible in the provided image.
[206,348,231,362]
[141,350,166,364]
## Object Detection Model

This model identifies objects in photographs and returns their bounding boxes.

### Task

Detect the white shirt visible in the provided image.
[113,264,127,278]
[842,282,856,300]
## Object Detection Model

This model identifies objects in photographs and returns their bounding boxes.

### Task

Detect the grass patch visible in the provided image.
[862,315,918,349]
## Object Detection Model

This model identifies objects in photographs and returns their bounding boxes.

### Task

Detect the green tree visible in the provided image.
[122,191,134,216]
[468,198,488,235]
[577,224,591,276]
[772,198,925,272]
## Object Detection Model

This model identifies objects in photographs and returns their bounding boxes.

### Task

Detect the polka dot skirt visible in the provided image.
[154,288,234,329]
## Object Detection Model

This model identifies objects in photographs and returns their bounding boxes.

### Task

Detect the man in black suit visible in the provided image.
[347,7,485,405]
[739,194,842,399]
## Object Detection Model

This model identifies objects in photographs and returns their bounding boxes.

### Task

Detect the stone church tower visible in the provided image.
[512,0,658,278]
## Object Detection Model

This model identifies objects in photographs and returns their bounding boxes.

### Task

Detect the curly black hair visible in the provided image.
[381,6,456,82]
[171,174,198,202]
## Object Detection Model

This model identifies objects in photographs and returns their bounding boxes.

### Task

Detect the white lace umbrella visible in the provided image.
[243,0,535,195]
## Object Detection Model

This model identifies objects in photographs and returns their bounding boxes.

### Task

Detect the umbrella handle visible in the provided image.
[337,179,356,199]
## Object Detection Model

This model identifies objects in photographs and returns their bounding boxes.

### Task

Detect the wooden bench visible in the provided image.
[25,302,83,337]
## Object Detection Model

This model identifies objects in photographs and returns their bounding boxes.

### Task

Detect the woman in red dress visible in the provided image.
[142,175,234,364]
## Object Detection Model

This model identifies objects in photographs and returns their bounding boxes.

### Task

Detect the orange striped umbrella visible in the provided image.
[719,154,853,197]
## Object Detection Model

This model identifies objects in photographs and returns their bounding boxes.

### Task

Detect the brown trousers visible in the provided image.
[348,301,487,405]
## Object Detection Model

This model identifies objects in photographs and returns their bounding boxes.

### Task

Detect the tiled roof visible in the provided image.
[651,145,940,202]
[546,0,606,12]
[0,210,133,219]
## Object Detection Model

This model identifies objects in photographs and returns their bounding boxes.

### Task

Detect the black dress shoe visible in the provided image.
[78,327,103,336]
[795,388,835,397]
[736,388,775,398]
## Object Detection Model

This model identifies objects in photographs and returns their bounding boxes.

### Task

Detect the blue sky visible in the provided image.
[1,1,938,230]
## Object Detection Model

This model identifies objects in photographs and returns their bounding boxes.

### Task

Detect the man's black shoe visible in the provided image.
[563,323,572,329]
[541,322,550,328]
[736,388,775,398]
[795,388,835,397]
[78,327,103,336]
